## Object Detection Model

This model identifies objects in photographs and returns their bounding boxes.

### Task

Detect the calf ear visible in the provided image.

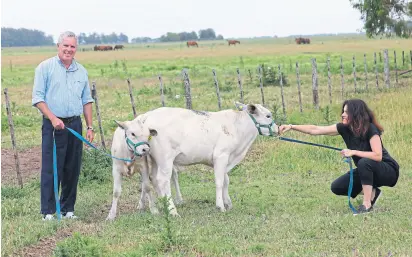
[234,101,247,111]
[247,104,257,114]
[149,129,158,137]
[114,120,128,130]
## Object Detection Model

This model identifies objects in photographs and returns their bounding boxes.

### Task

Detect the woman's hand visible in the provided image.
[341,149,354,157]
[279,124,293,135]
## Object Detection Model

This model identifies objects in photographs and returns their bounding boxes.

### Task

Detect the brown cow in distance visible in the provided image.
[228,40,240,46]
[114,45,124,50]
[295,37,311,45]
[94,45,113,51]
[187,41,198,47]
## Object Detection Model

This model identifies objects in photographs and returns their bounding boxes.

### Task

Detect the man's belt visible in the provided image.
[44,116,80,124]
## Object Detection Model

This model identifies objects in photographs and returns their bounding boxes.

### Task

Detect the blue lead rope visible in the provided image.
[277,136,358,214]
[53,127,134,221]
[52,131,62,221]
[66,127,134,162]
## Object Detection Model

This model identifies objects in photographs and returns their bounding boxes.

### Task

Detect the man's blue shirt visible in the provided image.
[32,55,94,118]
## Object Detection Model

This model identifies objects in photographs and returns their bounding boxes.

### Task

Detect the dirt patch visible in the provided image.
[1,146,41,186]
[15,223,101,257]
[1,140,113,186]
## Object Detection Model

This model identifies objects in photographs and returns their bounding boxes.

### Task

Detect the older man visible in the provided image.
[32,31,94,220]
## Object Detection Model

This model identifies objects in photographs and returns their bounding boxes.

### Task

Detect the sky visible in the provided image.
[1,0,365,42]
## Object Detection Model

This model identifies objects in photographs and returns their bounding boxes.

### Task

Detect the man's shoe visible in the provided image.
[353,204,372,216]
[63,212,78,219]
[371,188,382,207]
[42,214,55,221]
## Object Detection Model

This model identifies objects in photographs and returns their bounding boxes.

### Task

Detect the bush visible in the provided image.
[79,148,112,187]
[53,232,106,257]
[258,64,289,87]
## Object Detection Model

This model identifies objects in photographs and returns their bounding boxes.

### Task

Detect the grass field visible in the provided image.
[1,36,412,256]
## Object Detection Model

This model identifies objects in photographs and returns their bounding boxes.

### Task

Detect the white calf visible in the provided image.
[140,102,278,216]
[106,118,158,220]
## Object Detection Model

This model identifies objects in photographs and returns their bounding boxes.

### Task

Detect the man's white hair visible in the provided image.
[58,31,77,44]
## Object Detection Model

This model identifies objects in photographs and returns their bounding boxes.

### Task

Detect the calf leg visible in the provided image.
[139,157,159,214]
[172,167,184,205]
[223,173,232,210]
[107,165,122,220]
[213,155,229,212]
[157,160,179,216]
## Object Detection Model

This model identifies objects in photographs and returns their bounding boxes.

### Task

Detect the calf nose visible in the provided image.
[142,146,150,153]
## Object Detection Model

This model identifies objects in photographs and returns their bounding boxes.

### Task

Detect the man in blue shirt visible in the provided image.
[32,31,94,220]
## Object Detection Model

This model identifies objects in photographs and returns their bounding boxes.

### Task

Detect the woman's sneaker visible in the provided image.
[371,188,382,207]
[354,204,373,215]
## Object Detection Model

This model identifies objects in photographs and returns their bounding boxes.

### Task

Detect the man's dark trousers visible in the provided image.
[40,116,83,215]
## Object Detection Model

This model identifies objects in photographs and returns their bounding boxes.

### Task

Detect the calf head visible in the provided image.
[235,101,279,136]
[115,119,158,157]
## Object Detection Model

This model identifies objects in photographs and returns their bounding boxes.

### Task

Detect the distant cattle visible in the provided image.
[295,37,311,45]
[186,41,198,47]
[94,45,113,51]
[227,40,240,46]
[114,44,124,50]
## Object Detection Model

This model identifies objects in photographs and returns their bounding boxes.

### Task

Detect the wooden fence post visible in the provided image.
[182,69,193,109]
[410,50,412,68]
[92,82,106,150]
[212,69,222,110]
[340,56,345,99]
[394,50,398,86]
[258,66,265,105]
[236,68,244,103]
[402,50,405,67]
[327,57,332,104]
[278,65,286,116]
[379,52,382,63]
[311,58,319,110]
[3,88,23,188]
[364,53,368,90]
[374,52,379,89]
[352,55,357,92]
[247,69,253,83]
[126,78,137,118]
[158,75,165,107]
[384,50,390,88]
[296,62,303,113]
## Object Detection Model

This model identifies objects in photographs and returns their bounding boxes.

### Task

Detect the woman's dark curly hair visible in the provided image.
[342,99,384,137]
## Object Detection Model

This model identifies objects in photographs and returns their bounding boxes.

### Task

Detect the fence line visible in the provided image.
[92,81,106,150]
[311,58,319,110]
[364,53,368,90]
[4,49,412,179]
[158,75,165,107]
[212,69,222,110]
[384,50,390,88]
[126,78,137,117]
[327,57,332,105]
[3,88,23,188]
[278,65,286,117]
[236,68,244,103]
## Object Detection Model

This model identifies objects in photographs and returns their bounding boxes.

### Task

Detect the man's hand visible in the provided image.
[51,117,65,130]
[86,129,94,143]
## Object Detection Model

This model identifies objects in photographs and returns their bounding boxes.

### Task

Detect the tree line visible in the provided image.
[2,27,224,47]
[1,27,54,47]
[132,28,224,43]
[77,32,129,44]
